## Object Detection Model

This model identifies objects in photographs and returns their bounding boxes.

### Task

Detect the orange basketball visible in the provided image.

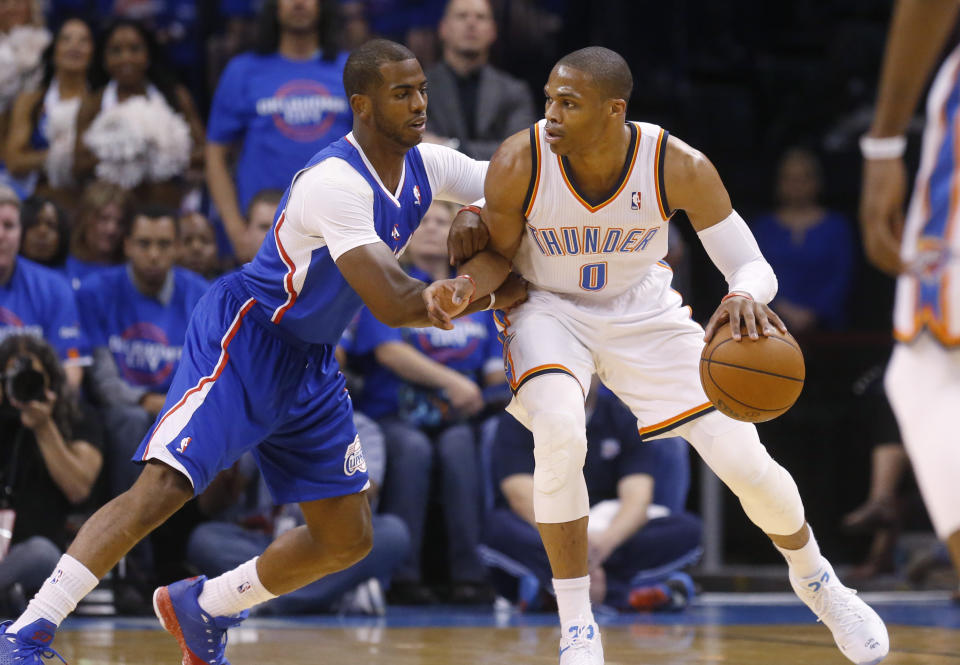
[699,326,805,422]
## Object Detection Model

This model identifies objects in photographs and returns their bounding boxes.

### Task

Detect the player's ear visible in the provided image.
[609,98,627,117]
[350,93,372,120]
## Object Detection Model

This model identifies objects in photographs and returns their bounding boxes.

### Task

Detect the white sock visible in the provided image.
[10,555,99,632]
[776,528,824,579]
[553,575,593,627]
[197,557,277,617]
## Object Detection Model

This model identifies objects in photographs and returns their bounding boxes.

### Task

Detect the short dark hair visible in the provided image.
[343,39,416,98]
[247,188,285,220]
[129,204,180,237]
[555,47,633,101]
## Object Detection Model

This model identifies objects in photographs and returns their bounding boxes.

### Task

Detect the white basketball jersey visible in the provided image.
[512,119,672,299]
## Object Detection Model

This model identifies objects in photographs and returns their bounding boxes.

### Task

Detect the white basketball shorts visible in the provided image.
[494,263,714,440]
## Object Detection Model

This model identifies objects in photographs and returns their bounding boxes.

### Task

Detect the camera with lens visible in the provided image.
[4,355,46,403]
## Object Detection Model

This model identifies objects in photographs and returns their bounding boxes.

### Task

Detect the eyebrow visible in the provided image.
[544,86,582,98]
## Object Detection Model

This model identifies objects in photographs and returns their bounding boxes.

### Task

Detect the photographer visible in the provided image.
[0,334,102,611]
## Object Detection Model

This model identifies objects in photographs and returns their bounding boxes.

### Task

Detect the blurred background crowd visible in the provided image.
[0,0,947,619]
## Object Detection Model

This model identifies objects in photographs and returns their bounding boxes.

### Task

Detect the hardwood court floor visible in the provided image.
[53,623,959,664]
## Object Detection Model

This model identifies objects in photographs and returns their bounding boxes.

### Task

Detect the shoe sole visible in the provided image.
[153,587,210,665]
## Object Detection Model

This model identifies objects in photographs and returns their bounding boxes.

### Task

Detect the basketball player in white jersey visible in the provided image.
[860,0,960,601]
[438,47,890,665]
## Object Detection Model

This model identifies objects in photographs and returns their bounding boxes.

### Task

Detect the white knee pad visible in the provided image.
[680,412,805,536]
[530,411,590,523]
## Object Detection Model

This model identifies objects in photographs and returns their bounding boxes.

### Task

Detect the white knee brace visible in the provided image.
[531,411,590,523]
[679,412,805,536]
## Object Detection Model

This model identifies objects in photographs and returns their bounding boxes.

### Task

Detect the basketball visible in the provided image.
[699,326,805,422]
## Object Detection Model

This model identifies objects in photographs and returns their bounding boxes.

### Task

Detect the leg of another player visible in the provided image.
[8,461,193,634]
[517,373,602,663]
[194,491,374,618]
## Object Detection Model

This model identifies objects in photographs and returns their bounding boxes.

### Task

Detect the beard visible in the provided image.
[373,112,421,149]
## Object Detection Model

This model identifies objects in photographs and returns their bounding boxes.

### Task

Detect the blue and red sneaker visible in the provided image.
[0,619,65,664]
[152,577,248,665]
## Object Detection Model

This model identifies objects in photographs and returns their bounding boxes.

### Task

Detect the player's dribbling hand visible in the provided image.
[422,276,476,330]
[859,157,906,276]
[703,295,787,342]
[447,207,489,265]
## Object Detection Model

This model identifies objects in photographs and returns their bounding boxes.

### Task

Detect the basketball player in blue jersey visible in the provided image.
[444,48,889,665]
[860,0,960,603]
[0,39,523,665]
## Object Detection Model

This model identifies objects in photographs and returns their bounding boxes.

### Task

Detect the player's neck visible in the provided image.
[352,125,408,193]
[278,31,320,61]
[562,125,632,198]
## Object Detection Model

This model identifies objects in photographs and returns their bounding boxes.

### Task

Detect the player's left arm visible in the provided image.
[664,136,786,342]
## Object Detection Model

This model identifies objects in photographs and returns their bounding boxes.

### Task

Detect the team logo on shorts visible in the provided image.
[344,436,367,476]
[631,192,641,210]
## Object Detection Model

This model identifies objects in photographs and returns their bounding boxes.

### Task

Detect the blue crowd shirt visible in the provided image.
[0,258,90,365]
[77,265,209,392]
[207,51,352,213]
[751,211,855,330]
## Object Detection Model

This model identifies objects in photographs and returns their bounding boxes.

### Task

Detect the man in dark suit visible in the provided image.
[424,0,535,160]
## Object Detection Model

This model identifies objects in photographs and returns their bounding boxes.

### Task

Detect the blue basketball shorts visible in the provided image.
[134,275,369,504]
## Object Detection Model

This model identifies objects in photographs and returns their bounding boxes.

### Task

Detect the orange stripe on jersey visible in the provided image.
[523,124,543,219]
[654,128,669,220]
[638,402,714,440]
[271,212,298,323]
[142,298,256,460]
[559,125,641,214]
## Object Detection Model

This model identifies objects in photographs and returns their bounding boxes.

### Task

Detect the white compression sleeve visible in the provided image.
[696,210,778,304]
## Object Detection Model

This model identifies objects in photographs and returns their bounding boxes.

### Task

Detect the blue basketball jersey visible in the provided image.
[240,134,434,346]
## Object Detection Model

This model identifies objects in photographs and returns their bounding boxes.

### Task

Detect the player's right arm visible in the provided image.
[860,0,959,275]
[433,131,531,308]
[664,136,786,342]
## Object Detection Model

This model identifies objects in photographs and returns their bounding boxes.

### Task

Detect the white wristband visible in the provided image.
[484,290,497,311]
[859,134,907,160]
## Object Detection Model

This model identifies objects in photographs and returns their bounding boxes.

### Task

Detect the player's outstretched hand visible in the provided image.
[703,295,787,342]
[422,275,476,330]
[860,157,906,275]
[448,207,489,265]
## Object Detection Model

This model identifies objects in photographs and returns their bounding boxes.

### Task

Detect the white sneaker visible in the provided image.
[558,617,604,665]
[790,559,889,664]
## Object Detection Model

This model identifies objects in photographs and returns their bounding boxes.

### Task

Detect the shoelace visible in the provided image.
[0,622,66,665]
[12,643,67,664]
[811,585,865,635]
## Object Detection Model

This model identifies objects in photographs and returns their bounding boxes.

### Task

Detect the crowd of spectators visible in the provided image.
[0,0,936,618]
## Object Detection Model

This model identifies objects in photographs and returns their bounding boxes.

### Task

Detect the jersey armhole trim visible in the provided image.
[522,124,542,219]
[655,128,672,221]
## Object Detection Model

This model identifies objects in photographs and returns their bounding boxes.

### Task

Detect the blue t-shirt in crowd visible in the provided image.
[0,258,90,365]
[343,270,503,421]
[76,265,209,392]
[62,255,114,291]
[491,393,684,510]
[207,51,352,213]
[751,210,855,330]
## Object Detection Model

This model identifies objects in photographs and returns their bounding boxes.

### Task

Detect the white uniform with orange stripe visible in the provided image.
[885,43,960,540]
[500,119,714,440]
